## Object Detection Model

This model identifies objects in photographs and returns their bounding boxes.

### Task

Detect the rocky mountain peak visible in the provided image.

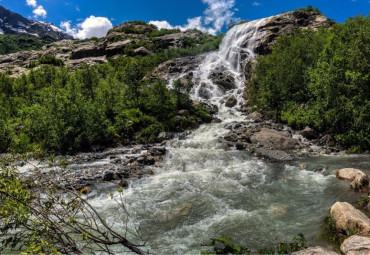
[0,5,72,40]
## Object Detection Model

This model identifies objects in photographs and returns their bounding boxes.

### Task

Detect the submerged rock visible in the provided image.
[340,235,370,255]
[330,202,370,237]
[337,168,369,191]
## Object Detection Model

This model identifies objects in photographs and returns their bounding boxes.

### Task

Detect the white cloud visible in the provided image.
[149,20,174,30]
[26,0,47,18]
[26,0,37,8]
[61,16,113,39]
[33,5,47,18]
[149,0,239,35]
[252,2,262,6]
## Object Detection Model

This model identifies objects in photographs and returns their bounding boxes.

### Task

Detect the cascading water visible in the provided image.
[88,18,367,254]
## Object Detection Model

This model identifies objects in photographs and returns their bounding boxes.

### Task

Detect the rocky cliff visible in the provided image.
[0,21,217,77]
[0,10,333,78]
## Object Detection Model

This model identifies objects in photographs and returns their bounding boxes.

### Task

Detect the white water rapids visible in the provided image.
[87,18,368,254]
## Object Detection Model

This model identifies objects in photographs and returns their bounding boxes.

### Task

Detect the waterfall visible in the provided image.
[191,18,267,114]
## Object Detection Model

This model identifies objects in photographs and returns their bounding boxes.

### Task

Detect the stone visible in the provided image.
[209,71,236,92]
[254,148,295,161]
[330,202,370,237]
[102,170,115,181]
[211,118,222,123]
[157,132,174,142]
[246,111,263,122]
[299,126,317,140]
[105,39,132,57]
[178,110,190,116]
[225,95,237,107]
[300,163,308,169]
[235,142,246,150]
[119,179,129,188]
[337,168,369,191]
[250,128,299,150]
[291,246,337,255]
[133,46,153,56]
[340,235,370,255]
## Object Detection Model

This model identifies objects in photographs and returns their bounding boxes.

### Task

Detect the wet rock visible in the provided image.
[209,71,236,92]
[340,235,370,255]
[146,169,155,175]
[291,246,337,255]
[299,126,317,140]
[250,128,299,150]
[225,95,237,107]
[299,163,308,170]
[102,170,115,181]
[211,118,222,123]
[337,168,369,191]
[254,148,295,161]
[119,179,129,188]
[235,142,246,150]
[269,205,288,217]
[246,111,263,122]
[157,132,174,142]
[330,202,370,237]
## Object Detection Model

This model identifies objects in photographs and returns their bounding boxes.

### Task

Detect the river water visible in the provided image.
[87,18,369,254]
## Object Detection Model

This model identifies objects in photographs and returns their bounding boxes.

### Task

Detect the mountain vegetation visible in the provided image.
[0,24,223,154]
[0,34,53,55]
[248,16,370,152]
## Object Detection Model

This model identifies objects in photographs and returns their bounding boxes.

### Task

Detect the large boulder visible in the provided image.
[246,111,263,122]
[157,132,174,142]
[340,235,370,255]
[209,71,236,92]
[337,168,369,191]
[105,39,132,57]
[71,42,106,59]
[250,128,299,150]
[330,202,370,237]
[299,126,317,140]
[225,95,237,107]
[291,246,337,255]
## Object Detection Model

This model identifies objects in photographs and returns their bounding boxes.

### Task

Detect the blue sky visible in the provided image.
[0,0,369,38]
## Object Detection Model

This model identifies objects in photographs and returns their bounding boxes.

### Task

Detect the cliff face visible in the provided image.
[0,10,334,78]
[0,5,72,40]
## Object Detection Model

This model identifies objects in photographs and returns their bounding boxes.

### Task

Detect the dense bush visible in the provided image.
[248,16,370,151]
[0,37,216,153]
[0,34,52,55]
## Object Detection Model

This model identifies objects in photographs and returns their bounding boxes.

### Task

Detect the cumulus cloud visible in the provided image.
[33,5,47,18]
[26,0,37,8]
[60,16,113,39]
[26,0,47,18]
[149,0,239,35]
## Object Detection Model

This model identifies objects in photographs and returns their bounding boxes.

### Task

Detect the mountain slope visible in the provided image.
[0,5,72,40]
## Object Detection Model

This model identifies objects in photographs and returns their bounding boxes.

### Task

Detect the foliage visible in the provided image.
[0,156,147,254]
[0,34,52,55]
[38,54,65,67]
[202,234,307,254]
[296,6,322,14]
[248,16,370,151]
[319,214,345,247]
[358,193,370,208]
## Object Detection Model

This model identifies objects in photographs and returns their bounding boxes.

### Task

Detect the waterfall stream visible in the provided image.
[88,19,369,254]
